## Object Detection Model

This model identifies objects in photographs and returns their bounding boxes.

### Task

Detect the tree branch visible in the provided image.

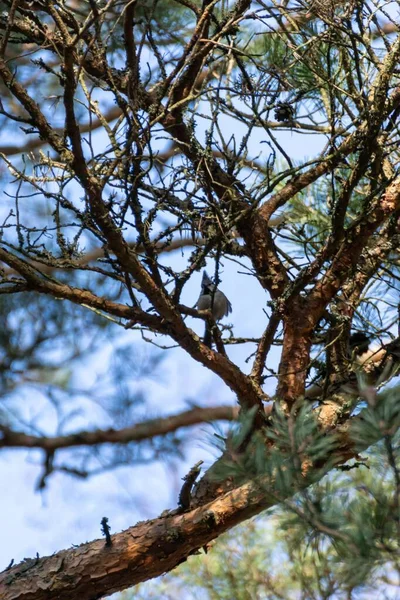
[0,405,393,600]
[0,405,238,451]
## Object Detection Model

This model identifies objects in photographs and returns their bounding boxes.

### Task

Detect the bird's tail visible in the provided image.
[203,323,212,348]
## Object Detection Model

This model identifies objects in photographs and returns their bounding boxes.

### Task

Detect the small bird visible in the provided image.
[196,271,232,347]
[349,332,400,384]
[349,332,372,364]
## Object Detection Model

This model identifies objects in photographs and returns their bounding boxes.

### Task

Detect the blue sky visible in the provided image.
[1,4,399,593]
[0,96,330,568]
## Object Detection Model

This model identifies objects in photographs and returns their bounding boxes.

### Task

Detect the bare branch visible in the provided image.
[0,405,238,451]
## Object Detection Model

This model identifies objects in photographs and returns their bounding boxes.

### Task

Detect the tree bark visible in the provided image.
[0,480,274,600]
[0,412,377,600]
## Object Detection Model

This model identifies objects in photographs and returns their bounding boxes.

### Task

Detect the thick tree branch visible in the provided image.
[0,406,394,600]
[0,479,279,600]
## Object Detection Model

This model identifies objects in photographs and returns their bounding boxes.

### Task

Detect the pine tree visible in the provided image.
[0,1,399,599]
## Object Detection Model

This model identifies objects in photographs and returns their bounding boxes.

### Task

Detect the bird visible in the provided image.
[349,332,400,385]
[196,271,232,348]
[349,332,373,364]
[305,332,400,402]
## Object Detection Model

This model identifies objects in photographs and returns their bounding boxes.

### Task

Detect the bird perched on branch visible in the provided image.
[349,332,400,385]
[349,332,373,364]
[196,271,232,348]
[305,332,400,402]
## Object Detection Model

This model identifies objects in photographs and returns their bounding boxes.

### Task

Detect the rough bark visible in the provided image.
[0,405,382,600]
[0,460,345,596]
